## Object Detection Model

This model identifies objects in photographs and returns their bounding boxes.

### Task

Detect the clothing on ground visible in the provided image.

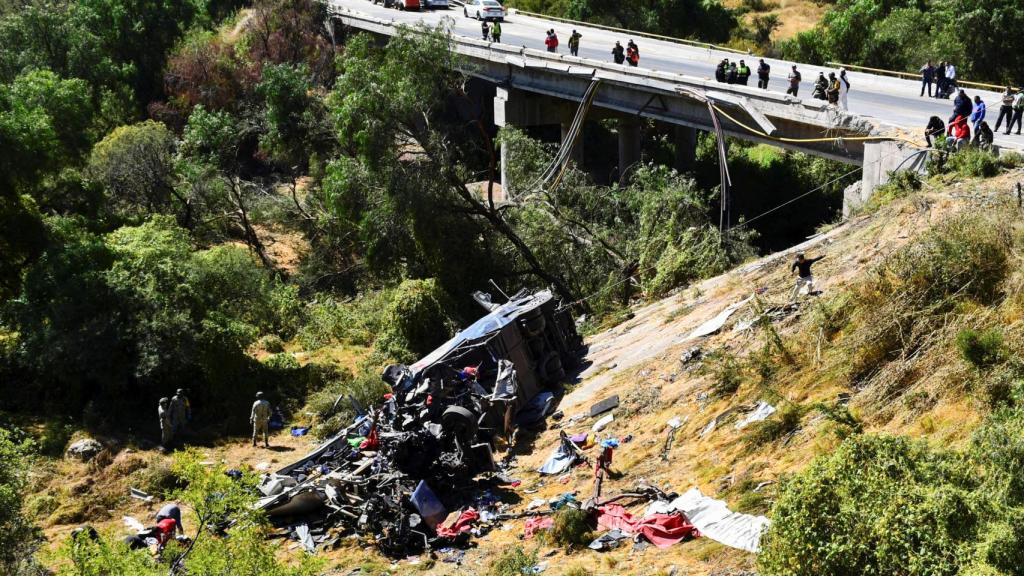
[524,516,554,538]
[596,503,699,548]
[435,508,479,538]
[646,487,770,553]
[538,435,579,475]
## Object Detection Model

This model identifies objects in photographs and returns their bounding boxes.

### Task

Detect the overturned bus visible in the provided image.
[256,289,583,554]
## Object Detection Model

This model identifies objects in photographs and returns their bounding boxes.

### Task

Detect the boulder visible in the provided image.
[65,438,104,462]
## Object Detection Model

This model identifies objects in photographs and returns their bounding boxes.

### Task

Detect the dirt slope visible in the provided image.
[33,171,1022,575]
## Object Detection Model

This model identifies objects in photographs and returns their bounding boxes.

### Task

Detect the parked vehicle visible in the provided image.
[463,0,505,21]
[423,0,449,8]
[392,0,420,9]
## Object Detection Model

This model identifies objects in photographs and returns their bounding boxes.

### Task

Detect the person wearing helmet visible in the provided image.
[251,392,272,448]
[170,388,190,436]
[158,397,174,449]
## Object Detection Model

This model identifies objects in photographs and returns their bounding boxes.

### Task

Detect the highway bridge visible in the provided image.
[326,1,1019,205]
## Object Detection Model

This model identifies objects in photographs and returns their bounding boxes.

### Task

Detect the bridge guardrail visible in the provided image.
[826,62,1015,92]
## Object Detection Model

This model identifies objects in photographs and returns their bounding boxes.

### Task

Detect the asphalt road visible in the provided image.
[332,0,1023,151]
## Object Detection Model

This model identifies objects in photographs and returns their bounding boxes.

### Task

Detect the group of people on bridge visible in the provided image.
[925,86,1024,150]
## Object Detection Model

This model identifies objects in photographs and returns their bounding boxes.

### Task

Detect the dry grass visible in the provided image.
[31,171,1024,575]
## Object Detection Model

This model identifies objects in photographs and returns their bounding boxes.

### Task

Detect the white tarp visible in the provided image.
[646,487,770,553]
[686,297,753,340]
[735,401,777,430]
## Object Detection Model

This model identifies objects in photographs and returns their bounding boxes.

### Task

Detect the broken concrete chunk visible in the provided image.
[589,395,620,417]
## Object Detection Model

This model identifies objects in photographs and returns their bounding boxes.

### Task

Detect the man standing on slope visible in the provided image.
[791,252,825,302]
[251,391,272,448]
[158,397,174,450]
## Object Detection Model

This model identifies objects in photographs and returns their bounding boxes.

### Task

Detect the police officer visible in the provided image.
[250,391,272,448]
[158,398,173,448]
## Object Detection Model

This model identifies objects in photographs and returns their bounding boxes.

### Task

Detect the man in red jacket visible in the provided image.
[545,29,558,52]
[947,115,971,150]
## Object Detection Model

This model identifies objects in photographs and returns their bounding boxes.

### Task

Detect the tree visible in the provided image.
[256,63,324,170]
[88,121,186,224]
[0,429,41,576]
[326,26,578,303]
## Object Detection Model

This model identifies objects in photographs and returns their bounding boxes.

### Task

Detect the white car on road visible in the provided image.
[463,0,505,21]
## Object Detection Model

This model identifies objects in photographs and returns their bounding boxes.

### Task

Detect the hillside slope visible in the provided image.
[31,166,1024,575]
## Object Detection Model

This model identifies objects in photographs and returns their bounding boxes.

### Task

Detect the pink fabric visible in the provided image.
[523,516,554,538]
[435,508,479,538]
[596,504,699,548]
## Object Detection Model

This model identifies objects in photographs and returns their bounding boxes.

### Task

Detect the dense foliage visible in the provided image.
[0,429,40,576]
[59,450,323,576]
[778,0,1024,85]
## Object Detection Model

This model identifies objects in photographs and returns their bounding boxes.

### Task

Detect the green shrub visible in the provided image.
[487,545,538,576]
[544,507,594,549]
[303,370,390,439]
[864,169,921,212]
[131,455,180,498]
[947,147,1001,178]
[844,214,1009,383]
[372,278,455,364]
[747,402,805,446]
[957,328,1005,369]
[706,351,744,397]
[36,419,75,457]
[999,151,1024,169]
[759,435,979,576]
[972,407,1024,506]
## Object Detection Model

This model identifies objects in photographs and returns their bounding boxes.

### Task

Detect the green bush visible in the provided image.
[0,428,41,575]
[957,328,1005,370]
[544,507,594,549]
[487,545,538,576]
[946,147,1001,178]
[864,169,921,212]
[303,370,390,439]
[372,278,455,364]
[706,351,744,397]
[759,435,979,575]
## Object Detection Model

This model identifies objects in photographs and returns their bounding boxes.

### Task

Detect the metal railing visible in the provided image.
[826,61,1015,92]
[502,7,750,56]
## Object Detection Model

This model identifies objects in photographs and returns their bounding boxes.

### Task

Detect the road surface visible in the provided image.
[331,0,1023,151]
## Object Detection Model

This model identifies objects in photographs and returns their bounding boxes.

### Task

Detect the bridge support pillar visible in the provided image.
[844,141,927,217]
[617,116,642,185]
[673,125,697,173]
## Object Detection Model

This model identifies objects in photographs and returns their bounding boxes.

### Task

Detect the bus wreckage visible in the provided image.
[255,289,584,556]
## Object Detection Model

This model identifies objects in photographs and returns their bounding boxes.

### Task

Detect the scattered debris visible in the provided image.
[734,401,777,430]
[524,517,554,538]
[589,395,619,417]
[66,438,104,462]
[129,488,154,503]
[596,503,699,548]
[680,346,703,364]
[254,290,582,557]
[686,297,753,340]
[588,529,629,551]
[591,413,614,432]
[647,488,771,553]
